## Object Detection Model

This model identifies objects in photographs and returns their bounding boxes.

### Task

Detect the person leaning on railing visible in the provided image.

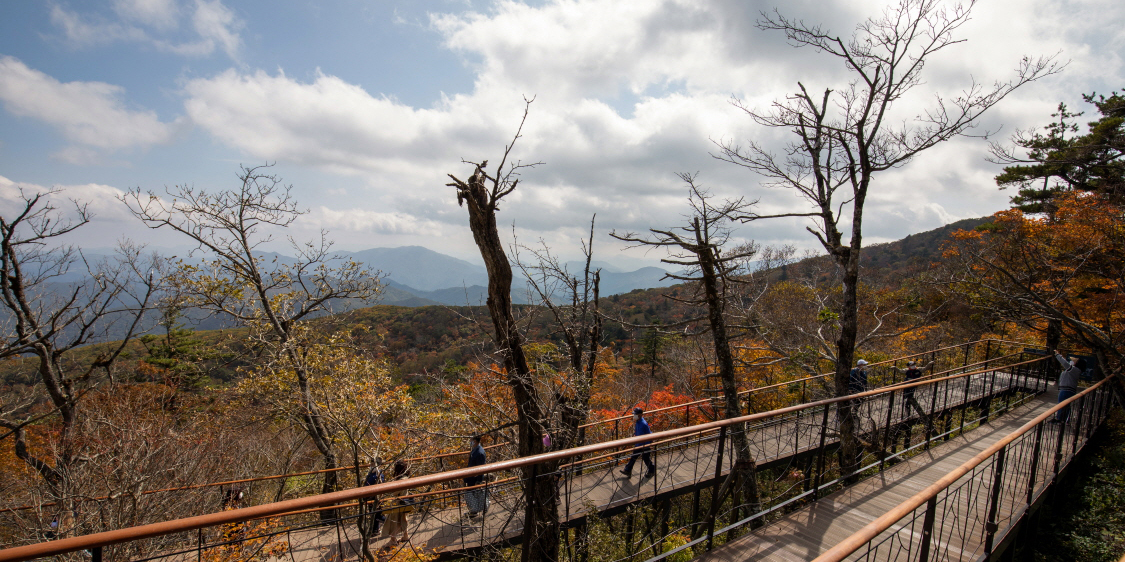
[1052,350,1085,423]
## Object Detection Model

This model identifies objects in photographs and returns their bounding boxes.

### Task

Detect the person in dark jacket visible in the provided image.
[894,360,934,432]
[1052,350,1084,423]
[848,359,870,395]
[620,407,655,479]
[362,458,386,534]
[464,436,489,517]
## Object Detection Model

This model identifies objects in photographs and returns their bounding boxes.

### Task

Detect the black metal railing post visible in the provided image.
[1071,395,1086,457]
[960,374,972,435]
[706,425,727,551]
[918,495,939,562]
[925,376,940,449]
[982,446,1007,557]
[881,391,897,471]
[812,404,831,500]
[1026,422,1044,506]
[1052,412,1068,477]
[983,367,998,423]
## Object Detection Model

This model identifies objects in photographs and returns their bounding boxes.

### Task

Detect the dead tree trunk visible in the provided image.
[447,104,560,561]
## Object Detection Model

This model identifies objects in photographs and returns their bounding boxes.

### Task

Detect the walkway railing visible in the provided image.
[0,340,1022,522]
[810,374,1117,562]
[0,350,1050,562]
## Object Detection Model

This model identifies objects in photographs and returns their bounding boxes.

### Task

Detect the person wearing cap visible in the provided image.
[620,407,655,479]
[848,359,870,395]
[1052,350,1085,423]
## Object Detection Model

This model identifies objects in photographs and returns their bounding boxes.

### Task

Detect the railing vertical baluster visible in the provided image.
[706,426,728,551]
[962,342,971,370]
[983,367,998,422]
[801,379,807,404]
[197,527,203,562]
[1052,409,1068,477]
[960,375,972,436]
[982,446,1007,557]
[918,496,939,562]
[92,546,102,562]
[925,376,940,449]
[812,404,831,500]
[880,390,896,472]
[1026,423,1044,506]
[1071,395,1086,456]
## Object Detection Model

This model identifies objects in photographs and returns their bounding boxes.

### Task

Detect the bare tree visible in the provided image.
[514,216,603,452]
[714,0,1059,478]
[445,99,562,562]
[611,174,763,526]
[122,165,382,506]
[0,189,160,539]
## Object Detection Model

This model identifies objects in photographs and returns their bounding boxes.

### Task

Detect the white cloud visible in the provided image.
[0,56,183,156]
[300,207,443,236]
[30,0,1118,260]
[113,0,179,29]
[50,0,242,60]
[0,174,133,221]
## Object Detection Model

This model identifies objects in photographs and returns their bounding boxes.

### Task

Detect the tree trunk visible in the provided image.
[460,170,559,562]
[695,228,762,524]
[834,257,862,480]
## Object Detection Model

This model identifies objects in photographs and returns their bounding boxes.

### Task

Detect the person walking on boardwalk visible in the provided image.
[362,458,386,535]
[620,407,655,479]
[464,436,489,518]
[848,359,870,395]
[380,461,414,548]
[1052,350,1084,423]
[894,360,934,433]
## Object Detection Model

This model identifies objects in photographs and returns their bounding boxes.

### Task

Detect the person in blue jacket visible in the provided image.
[464,436,489,517]
[1052,350,1085,423]
[620,407,655,479]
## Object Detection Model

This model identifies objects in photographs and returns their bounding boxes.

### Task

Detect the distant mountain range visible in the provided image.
[57,245,677,308]
[350,246,676,306]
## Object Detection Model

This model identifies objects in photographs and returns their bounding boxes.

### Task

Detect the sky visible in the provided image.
[0,0,1121,269]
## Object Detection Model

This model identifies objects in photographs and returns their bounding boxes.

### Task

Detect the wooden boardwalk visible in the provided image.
[695,390,1059,562]
[268,370,1029,561]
